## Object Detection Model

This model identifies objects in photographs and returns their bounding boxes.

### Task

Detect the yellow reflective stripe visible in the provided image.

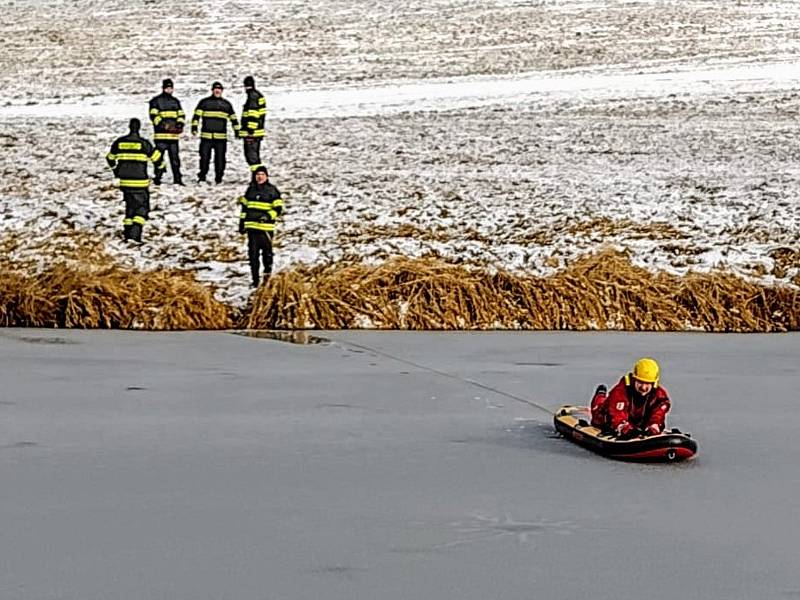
[118,142,142,150]
[242,110,263,118]
[244,222,275,231]
[153,133,180,140]
[115,153,148,161]
[245,121,259,129]
[251,129,265,137]
[268,210,278,220]
[248,163,264,172]
[200,132,214,139]
[153,116,162,125]
[151,149,162,162]
[177,110,185,116]
[106,152,117,160]
[123,218,134,225]
[119,179,150,188]
[202,111,230,119]
[239,212,246,218]
[246,201,272,210]
[194,109,204,116]
[272,198,284,208]
[257,97,266,106]
[157,110,179,118]
[149,108,159,116]
[238,196,247,205]
[132,216,147,225]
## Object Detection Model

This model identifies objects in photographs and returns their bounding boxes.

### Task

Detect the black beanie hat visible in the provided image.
[243,75,255,88]
[162,78,174,89]
[129,118,141,133]
[211,81,223,90]
[254,165,268,176]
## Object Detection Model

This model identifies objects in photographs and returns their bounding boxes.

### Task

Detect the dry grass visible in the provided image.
[567,216,687,240]
[3,249,798,332]
[1,259,232,330]
[245,250,800,332]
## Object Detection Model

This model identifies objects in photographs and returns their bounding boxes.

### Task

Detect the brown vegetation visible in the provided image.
[245,250,800,332]
[0,260,232,330]
[3,250,798,332]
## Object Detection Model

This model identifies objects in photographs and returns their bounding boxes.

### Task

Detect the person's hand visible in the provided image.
[644,424,661,437]
[616,422,636,439]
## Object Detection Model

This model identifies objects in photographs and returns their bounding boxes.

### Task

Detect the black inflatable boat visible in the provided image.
[554,405,697,462]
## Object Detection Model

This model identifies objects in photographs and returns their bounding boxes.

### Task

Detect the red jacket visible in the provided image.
[592,375,671,433]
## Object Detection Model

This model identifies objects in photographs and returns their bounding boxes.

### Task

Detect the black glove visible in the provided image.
[238,219,245,234]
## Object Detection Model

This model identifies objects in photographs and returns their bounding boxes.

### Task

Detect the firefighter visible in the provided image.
[191,81,240,184]
[105,118,164,243]
[237,165,284,287]
[148,78,185,185]
[590,357,672,438]
[239,75,267,173]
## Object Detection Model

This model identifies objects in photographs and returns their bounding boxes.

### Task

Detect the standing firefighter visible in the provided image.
[148,78,185,185]
[238,165,284,287]
[106,118,164,243]
[191,81,240,184]
[239,75,266,173]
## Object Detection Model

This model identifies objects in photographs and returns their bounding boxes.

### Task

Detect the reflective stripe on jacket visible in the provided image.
[191,96,240,139]
[238,181,283,232]
[241,88,266,138]
[106,134,164,190]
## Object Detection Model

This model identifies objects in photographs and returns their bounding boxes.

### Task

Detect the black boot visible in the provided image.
[130,223,143,244]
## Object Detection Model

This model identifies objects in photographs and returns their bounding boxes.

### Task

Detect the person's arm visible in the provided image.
[147,141,165,170]
[191,100,203,136]
[106,140,118,171]
[643,390,671,435]
[148,98,160,127]
[269,186,284,221]
[607,383,634,437]
[176,100,186,130]
[227,101,241,136]
[238,190,248,234]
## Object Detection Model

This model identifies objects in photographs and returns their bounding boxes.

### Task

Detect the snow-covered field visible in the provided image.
[2,0,800,305]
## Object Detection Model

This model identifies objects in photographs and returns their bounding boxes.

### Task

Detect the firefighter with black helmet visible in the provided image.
[239,75,267,173]
[105,118,164,243]
[148,78,185,185]
[237,165,284,287]
[191,81,240,184]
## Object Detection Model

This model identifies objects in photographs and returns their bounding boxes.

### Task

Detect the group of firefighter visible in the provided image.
[105,76,283,288]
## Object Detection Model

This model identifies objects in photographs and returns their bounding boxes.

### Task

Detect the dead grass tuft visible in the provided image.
[245,250,800,332]
[1,260,232,330]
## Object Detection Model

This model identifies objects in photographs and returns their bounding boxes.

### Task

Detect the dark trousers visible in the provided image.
[198,139,227,183]
[243,138,262,170]
[122,189,150,242]
[247,230,273,286]
[154,140,182,183]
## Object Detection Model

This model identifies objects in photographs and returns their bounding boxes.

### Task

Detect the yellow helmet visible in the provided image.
[632,357,660,384]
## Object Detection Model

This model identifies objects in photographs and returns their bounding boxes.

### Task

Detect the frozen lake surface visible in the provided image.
[1,330,798,599]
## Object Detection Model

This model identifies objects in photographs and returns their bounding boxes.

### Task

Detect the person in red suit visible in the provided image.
[590,357,671,438]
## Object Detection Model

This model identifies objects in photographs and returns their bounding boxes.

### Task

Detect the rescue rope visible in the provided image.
[333,339,556,418]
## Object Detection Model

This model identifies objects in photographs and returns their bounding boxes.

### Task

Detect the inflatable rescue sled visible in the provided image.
[554,405,697,462]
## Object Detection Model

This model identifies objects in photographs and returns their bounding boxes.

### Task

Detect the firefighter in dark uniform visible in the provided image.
[239,75,267,173]
[148,78,185,185]
[191,81,240,184]
[238,165,284,287]
[106,118,164,243]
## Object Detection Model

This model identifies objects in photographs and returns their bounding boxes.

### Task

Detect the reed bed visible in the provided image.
[3,251,798,331]
[245,251,800,332]
[0,261,232,330]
